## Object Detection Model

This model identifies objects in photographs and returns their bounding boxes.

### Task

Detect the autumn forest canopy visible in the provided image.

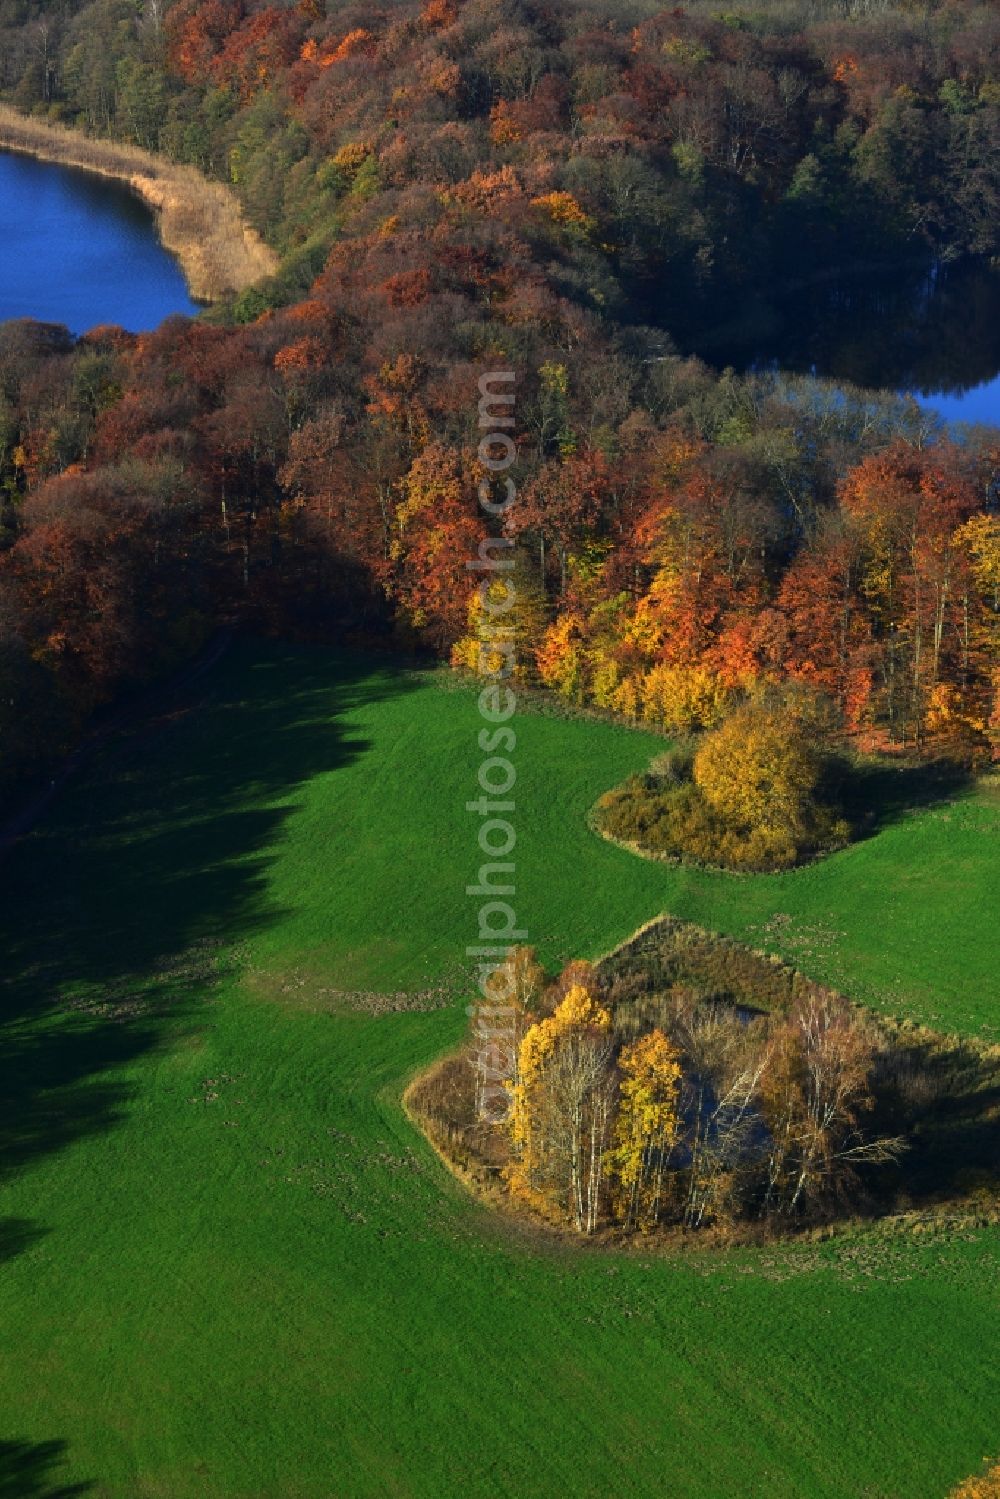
[0,0,998,802]
[3,6,1000,1486]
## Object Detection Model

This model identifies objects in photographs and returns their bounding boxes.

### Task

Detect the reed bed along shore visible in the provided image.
[0,105,278,303]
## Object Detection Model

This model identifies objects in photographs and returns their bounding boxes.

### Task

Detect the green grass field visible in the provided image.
[2,639,998,1499]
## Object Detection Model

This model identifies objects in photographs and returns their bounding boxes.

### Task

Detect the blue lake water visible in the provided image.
[912,374,1000,428]
[681,258,1000,430]
[1,146,997,430]
[0,149,199,334]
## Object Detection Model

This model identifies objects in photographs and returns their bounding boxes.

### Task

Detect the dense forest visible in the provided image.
[0,0,998,801]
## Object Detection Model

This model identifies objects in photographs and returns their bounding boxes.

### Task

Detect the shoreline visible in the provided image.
[0,104,278,303]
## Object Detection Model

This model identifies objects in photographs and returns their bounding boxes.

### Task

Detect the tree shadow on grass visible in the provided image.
[0,638,421,1246]
[869,1033,1000,1212]
[0,1439,93,1497]
[836,754,973,839]
[0,1217,47,1263]
[910,1096,1000,1202]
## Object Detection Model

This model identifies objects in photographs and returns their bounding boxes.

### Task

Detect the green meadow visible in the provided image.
[1,639,997,1498]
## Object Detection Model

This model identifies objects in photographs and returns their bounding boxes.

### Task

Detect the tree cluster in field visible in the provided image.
[415,940,916,1237]
[595,688,853,870]
[411,929,1000,1239]
[0,0,997,805]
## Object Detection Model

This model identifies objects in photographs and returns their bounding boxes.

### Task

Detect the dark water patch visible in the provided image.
[678,258,1000,428]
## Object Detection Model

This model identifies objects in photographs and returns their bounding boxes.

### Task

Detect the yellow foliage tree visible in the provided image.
[924,681,989,756]
[535,611,588,699]
[610,1029,682,1230]
[692,703,826,866]
[640,662,731,732]
[956,513,1000,612]
[506,985,614,1232]
[530,191,597,238]
[608,673,641,720]
[451,566,548,681]
[329,141,371,185]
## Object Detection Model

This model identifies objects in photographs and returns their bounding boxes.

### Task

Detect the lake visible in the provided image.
[2,145,998,432]
[0,149,199,334]
[681,257,1000,429]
